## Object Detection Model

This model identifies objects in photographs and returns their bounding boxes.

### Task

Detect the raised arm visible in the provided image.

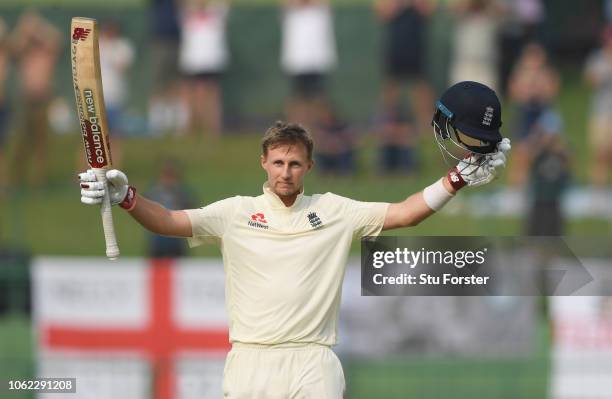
[127,195,192,237]
[382,140,511,231]
[383,177,455,230]
[385,80,514,231]
[79,169,192,237]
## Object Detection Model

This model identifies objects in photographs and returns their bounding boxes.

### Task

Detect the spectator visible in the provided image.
[507,42,559,186]
[525,109,570,236]
[281,0,337,129]
[449,0,504,92]
[99,20,135,167]
[374,0,434,134]
[378,104,418,174]
[148,0,187,135]
[9,10,61,188]
[0,19,9,193]
[178,0,230,138]
[145,159,197,258]
[312,104,356,176]
[584,26,612,187]
[498,0,546,94]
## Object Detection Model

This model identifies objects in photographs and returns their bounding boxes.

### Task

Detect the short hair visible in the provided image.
[261,121,314,161]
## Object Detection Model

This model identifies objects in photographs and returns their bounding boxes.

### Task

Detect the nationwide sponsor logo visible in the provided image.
[307,212,323,229]
[72,27,91,41]
[248,213,268,230]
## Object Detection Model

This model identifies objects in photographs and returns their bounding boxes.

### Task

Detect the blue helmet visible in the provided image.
[432,81,503,162]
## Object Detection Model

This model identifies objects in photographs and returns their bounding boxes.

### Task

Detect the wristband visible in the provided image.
[447,168,467,191]
[423,178,454,211]
[119,186,137,211]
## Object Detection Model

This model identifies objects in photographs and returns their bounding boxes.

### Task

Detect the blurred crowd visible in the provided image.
[0,0,611,240]
[0,10,62,190]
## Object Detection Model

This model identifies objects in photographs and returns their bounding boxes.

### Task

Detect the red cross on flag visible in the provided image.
[32,257,230,399]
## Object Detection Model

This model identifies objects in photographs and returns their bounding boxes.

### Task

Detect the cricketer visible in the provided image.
[79,81,511,398]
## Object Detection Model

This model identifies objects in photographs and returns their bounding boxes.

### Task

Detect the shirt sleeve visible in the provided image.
[184,196,240,247]
[331,194,389,239]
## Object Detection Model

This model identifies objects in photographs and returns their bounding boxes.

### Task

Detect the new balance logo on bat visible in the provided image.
[72,27,91,41]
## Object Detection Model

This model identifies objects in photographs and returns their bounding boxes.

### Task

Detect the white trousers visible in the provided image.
[223,343,345,399]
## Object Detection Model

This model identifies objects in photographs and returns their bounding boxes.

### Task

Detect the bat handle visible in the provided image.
[94,168,120,260]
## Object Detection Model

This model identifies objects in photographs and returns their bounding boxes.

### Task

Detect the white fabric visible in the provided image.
[423,178,454,211]
[185,183,388,346]
[99,37,135,107]
[223,343,344,398]
[179,3,229,74]
[281,4,337,74]
[451,14,498,91]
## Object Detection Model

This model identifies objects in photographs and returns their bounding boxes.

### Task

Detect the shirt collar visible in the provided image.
[262,182,305,210]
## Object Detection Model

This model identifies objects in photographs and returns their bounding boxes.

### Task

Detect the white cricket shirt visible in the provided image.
[185,183,388,346]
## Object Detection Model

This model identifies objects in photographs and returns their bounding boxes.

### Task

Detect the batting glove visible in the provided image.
[447,138,511,190]
[79,169,137,210]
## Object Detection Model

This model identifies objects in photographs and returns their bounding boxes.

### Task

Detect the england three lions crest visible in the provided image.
[307,212,323,229]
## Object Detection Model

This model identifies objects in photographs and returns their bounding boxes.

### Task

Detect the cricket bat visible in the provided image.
[71,17,119,260]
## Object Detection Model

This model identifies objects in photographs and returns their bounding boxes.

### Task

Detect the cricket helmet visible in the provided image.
[432,81,503,166]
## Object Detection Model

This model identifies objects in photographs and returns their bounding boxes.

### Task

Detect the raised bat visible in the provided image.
[71,17,119,260]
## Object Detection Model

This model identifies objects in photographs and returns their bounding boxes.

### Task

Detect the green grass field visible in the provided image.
[0,64,606,256]
[1,124,609,257]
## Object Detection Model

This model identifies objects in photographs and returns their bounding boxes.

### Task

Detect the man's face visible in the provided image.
[261,143,313,200]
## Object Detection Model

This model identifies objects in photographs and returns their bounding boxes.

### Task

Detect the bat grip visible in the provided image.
[94,168,120,260]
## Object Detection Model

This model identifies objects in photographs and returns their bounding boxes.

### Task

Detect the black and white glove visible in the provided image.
[447,138,511,190]
[79,169,137,210]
